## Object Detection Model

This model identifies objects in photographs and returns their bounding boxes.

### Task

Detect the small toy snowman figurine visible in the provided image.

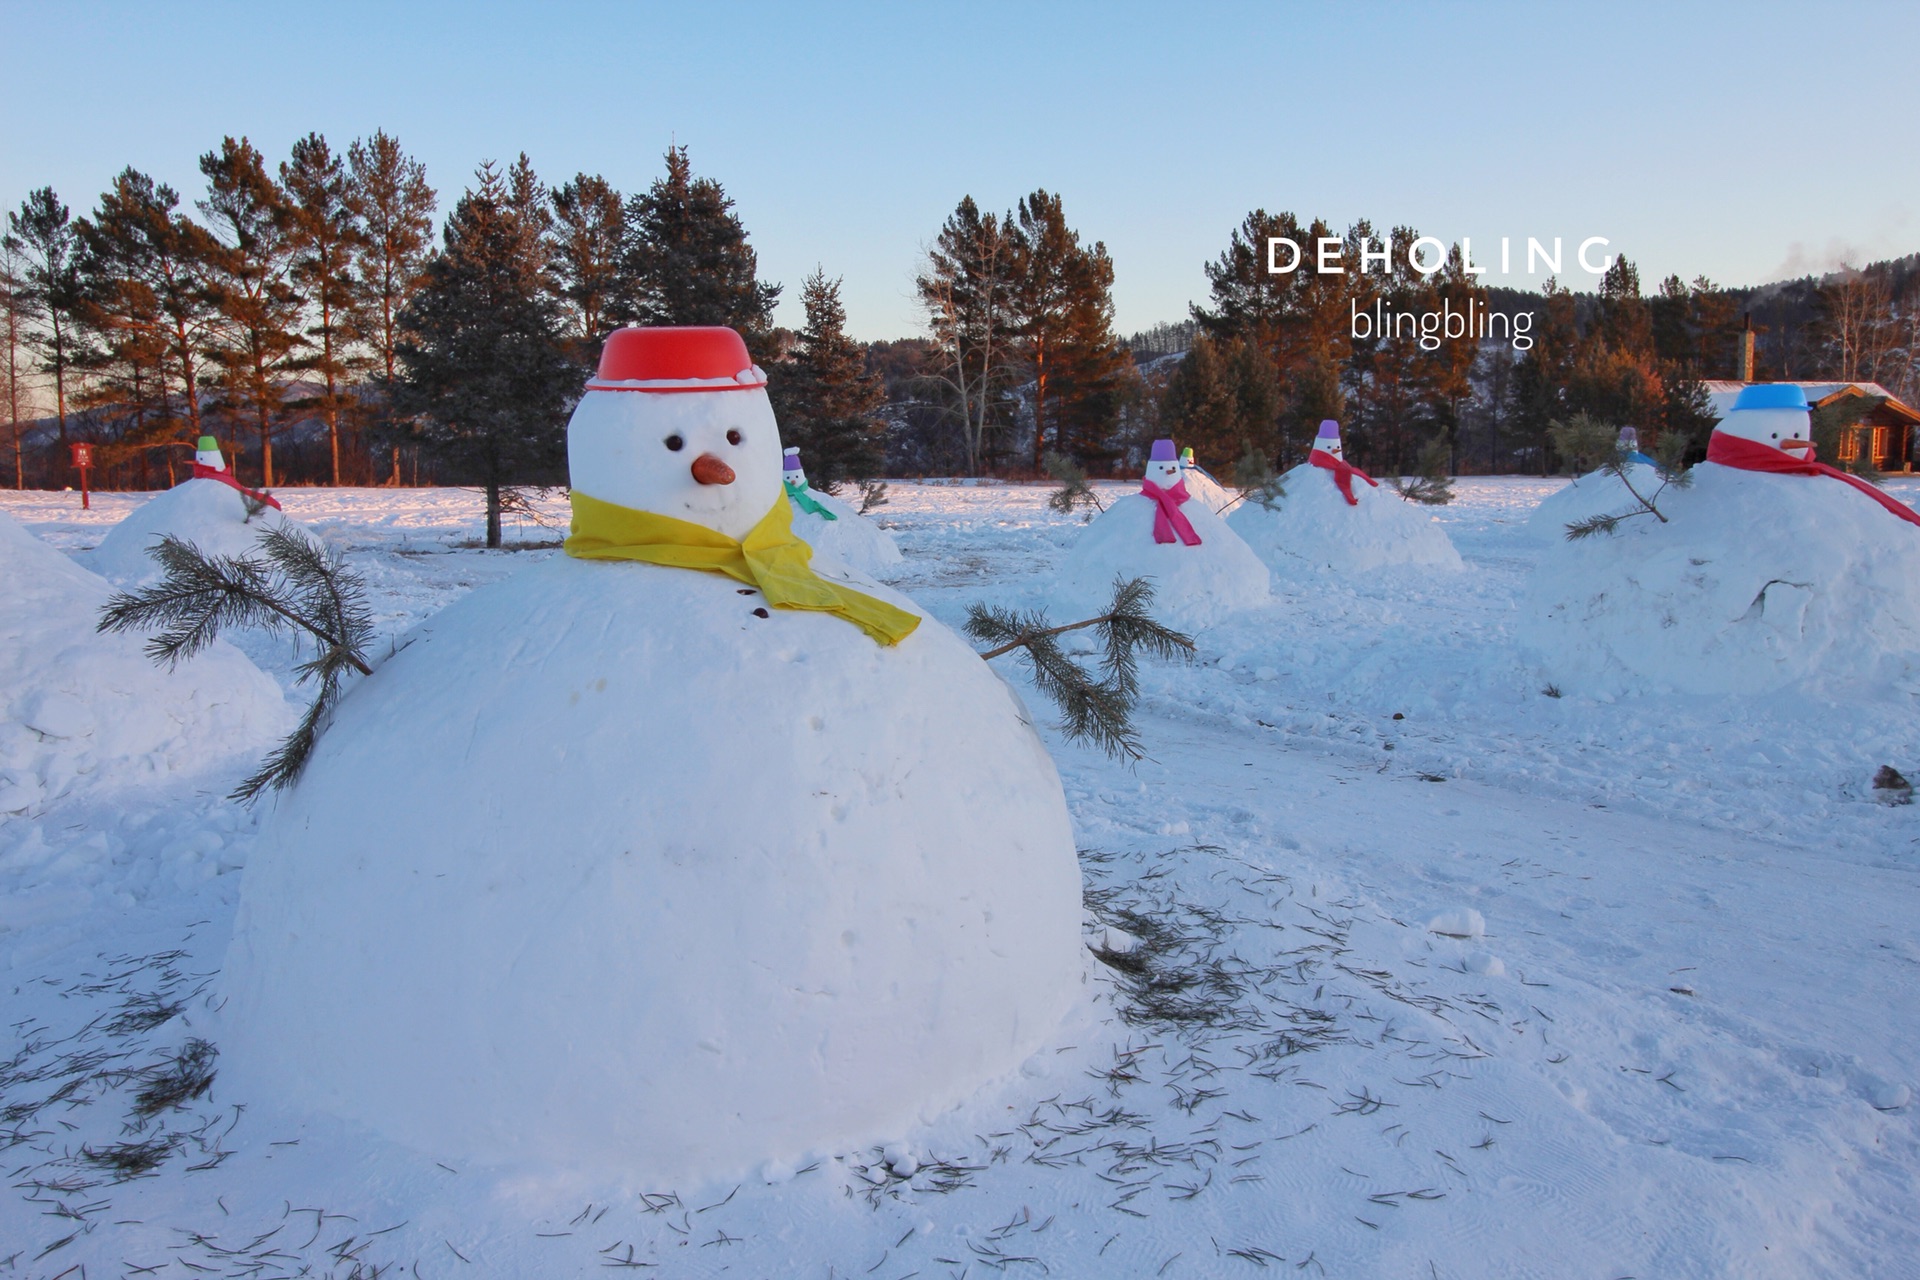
[1140,437,1200,544]
[1308,419,1378,505]
[782,447,836,520]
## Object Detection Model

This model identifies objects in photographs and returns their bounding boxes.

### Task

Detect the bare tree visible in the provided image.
[916,197,1020,474]
[1,237,30,486]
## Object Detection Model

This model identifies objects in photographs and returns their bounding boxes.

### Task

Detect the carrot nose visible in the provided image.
[691,453,736,486]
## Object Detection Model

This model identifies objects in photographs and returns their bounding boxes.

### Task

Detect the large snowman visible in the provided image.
[1525,425,1666,543]
[1052,438,1270,629]
[1522,383,1920,696]
[90,436,292,584]
[1228,419,1463,573]
[781,446,903,576]
[220,327,1084,1179]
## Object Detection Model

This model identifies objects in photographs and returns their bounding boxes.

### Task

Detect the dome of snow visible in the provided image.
[1178,464,1234,513]
[0,510,289,819]
[1523,461,1666,543]
[1053,492,1270,630]
[790,488,903,576]
[1521,462,1920,696]
[1228,461,1465,574]
[88,478,293,584]
[222,326,1083,1181]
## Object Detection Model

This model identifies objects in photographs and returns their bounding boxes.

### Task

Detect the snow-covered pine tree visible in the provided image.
[396,160,575,547]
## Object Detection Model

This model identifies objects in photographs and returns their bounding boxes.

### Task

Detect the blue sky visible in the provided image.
[5,1,1915,340]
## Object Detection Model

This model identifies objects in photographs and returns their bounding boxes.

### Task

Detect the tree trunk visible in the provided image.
[259,407,275,488]
[485,478,502,548]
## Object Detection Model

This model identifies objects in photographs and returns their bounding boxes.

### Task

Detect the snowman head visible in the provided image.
[1144,439,1182,485]
[1715,384,1814,458]
[1314,420,1343,460]
[1617,426,1639,452]
[195,435,225,471]
[1180,447,1196,467]
[782,447,808,491]
[567,327,781,540]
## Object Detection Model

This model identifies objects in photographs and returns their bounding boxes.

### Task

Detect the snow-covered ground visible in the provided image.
[3,477,1916,1278]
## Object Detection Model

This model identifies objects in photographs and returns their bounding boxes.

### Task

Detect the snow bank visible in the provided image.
[1228,462,1465,573]
[222,553,1084,1179]
[1523,460,1667,543]
[1053,493,1270,630]
[1522,462,1920,696]
[0,510,288,819]
[1180,465,1234,512]
[88,478,293,584]
[790,487,903,576]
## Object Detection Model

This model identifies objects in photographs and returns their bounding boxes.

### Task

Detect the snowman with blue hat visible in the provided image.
[1523,382,1920,695]
[780,445,903,575]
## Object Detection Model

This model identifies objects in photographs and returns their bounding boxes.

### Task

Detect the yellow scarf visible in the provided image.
[564,490,921,646]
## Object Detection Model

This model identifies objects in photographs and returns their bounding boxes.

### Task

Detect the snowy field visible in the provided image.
[3,477,1918,1278]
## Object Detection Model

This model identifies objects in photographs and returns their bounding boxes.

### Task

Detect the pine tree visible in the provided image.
[348,130,437,482]
[621,147,779,354]
[1159,333,1279,468]
[548,173,625,366]
[71,203,177,486]
[282,132,367,486]
[397,162,575,547]
[200,137,303,488]
[1012,190,1131,468]
[75,169,221,450]
[770,269,885,487]
[1,238,28,487]
[916,196,1020,474]
[5,188,82,448]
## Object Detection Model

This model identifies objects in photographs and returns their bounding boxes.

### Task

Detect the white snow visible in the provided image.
[1522,459,1667,542]
[3,475,1919,1279]
[1523,462,1920,696]
[1229,460,1466,573]
[1054,490,1270,630]
[1179,463,1235,512]
[0,509,290,820]
[87,476,294,584]
[790,486,904,575]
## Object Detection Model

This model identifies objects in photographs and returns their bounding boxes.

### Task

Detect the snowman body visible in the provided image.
[90,460,290,585]
[1178,454,1234,513]
[1525,459,1668,543]
[1524,390,1920,695]
[782,452,903,576]
[220,328,1084,1179]
[1053,447,1269,630]
[1228,424,1463,573]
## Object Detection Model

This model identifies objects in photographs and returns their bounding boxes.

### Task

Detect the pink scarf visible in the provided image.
[1310,449,1378,506]
[1705,433,1920,529]
[1140,478,1202,545]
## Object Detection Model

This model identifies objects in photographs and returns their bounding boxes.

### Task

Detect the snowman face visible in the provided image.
[784,461,808,489]
[1716,406,1812,453]
[568,388,784,539]
[1145,456,1183,486]
[1316,434,1343,460]
[196,448,225,471]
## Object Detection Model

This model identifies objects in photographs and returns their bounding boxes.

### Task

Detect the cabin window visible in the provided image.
[1872,426,1890,464]
[1838,429,1861,462]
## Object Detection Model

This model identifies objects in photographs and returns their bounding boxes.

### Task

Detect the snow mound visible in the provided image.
[1180,466,1234,513]
[1228,462,1465,574]
[0,510,289,819]
[1053,493,1270,630]
[1427,908,1486,939]
[221,554,1084,1179]
[790,488,903,576]
[88,478,293,584]
[1522,462,1920,696]
[1523,461,1667,543]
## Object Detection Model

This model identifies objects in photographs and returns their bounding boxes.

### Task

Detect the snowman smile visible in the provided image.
[691,453,736,486]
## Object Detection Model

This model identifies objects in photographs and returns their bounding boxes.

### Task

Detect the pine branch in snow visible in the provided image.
[1044,452,1104,517]
[97,527,375,802]
[857,478,890,514]
[1221,446,1284,514]
[966,575,1193,759]
[1562,424,1693,540]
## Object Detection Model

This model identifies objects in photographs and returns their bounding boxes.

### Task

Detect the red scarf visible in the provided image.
[1310,448,1378,506]
[192,462,283,511]
[1705,433,1920,530]
[1140,477,1202,545]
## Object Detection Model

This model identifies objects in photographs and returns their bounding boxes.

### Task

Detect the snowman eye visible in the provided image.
[664,434,684,452]
[726,429,743,446]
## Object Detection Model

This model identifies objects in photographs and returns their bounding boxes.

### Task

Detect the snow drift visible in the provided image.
[0,510,289,818]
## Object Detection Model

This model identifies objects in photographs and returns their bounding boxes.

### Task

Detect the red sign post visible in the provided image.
[69,442,92,510]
